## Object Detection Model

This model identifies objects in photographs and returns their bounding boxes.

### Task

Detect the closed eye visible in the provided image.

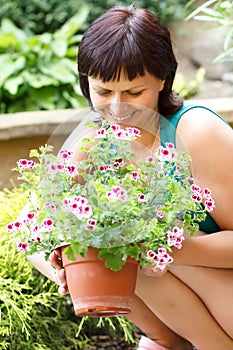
[96,90,111,96]
[127,90,143,96]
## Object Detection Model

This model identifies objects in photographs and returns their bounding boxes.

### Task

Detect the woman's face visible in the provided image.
[88,70,165,124]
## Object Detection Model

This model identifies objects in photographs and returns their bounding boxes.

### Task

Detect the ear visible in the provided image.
[159,80,165,91]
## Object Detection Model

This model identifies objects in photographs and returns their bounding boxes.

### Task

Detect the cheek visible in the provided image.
[140,92,159,111]
[89,91,103,107]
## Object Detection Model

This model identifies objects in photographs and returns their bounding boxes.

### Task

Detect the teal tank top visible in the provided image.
[160,102,229,234]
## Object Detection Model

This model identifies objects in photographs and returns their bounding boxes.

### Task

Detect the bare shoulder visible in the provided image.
[177,107,233,142]
[177,107,233,230]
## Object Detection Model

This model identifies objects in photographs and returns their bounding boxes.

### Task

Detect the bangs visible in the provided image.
[88,38,145,82]
[78,6,183,116]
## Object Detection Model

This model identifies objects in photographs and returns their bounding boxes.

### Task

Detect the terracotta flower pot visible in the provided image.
[61,246,138,317]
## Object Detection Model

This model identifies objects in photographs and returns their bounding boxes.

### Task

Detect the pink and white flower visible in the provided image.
[137,193,146,202]
[58,150,74,161]
[146,156,154,163]
[65,163,79,177]
[147,247,173,271]
[65,196,93,219]
[42,219,54,232]
[131,171,139,181]
[110,124,121,133]
[125,127,141,137]
[204,198,215,212]
[167,226,184,249]
[17,159,37,169]
[157,146,175,161]
[96,127,106,138]
[17,242,29,253]
[107,186,128,201]
[86,219,97,230]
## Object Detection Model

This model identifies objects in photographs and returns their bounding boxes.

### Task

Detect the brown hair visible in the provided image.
[78,6,183,117]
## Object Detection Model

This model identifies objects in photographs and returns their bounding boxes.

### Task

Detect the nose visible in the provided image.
[109,93,128,117]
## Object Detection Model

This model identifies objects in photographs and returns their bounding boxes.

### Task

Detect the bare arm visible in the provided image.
[172,230,233,268]
[174,108,233,268]
[26,129,96,287]
[27,253,57,282]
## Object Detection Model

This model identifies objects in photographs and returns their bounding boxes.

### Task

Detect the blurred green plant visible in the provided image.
[0,0,189,35]
[84,0,189,25]
[187,0,233,63]
[174,68,206,100]
[0,187,137,349]
[0,0,86,34]
[0,1,200,114]
[0,8,88,114]
[0,188,82,349]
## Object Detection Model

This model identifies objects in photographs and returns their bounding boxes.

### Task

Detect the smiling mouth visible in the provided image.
[108,110,137,122]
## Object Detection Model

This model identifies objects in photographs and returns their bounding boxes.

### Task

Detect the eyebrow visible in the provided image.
[92,84,146,92]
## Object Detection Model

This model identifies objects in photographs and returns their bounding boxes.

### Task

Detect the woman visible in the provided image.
[32,6,233,350]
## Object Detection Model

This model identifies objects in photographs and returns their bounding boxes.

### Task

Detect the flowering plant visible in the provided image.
[7,121,215,271]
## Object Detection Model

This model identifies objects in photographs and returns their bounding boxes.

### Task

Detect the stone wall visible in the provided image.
[170,18,233,99]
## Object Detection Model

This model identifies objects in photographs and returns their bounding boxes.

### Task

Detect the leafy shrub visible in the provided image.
[0,0,85,34]
[0,8,88,114]
[0,187,137,349]
[0,0,188,36]
[173,68,206,100]
[83,0,189,26]
[0,188,87,349]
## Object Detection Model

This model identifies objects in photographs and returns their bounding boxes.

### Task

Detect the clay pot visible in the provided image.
[61,246,138,317]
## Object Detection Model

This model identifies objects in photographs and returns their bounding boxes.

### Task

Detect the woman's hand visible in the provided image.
[49,249,68,295]
[141,262,168,277]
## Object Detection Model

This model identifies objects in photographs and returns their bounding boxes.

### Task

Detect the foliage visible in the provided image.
[83,0,189,26]
[0,1,200,114]
[0,0,189,36]
[8,121,215,271]
[0,0,85,34]
[0,187,137,349]
[0,188,79,349]
[0,8,88,114]
[173,68,206,100]
[187,0,233,63]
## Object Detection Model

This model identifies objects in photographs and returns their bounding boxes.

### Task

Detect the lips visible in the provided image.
[107,110,137,122]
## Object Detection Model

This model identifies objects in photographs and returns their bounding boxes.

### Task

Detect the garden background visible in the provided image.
[0,0,232,349]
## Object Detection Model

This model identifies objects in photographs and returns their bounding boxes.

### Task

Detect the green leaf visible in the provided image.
[104,253,125,271]
[0,55,25,85]
[29,87,59,109]
[23,71,58,89]
[126,245,141,260]
[3,75,24,95]
[1,18,27,42]
[62,91,82,108]
[51,39,67,58]
[0,33,19,50]
[40,60,76,83]
[54,7,89,40]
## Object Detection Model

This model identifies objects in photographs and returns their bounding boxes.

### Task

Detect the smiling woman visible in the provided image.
[78,6,182,118]
[88,72,165,121]
[25,5,233,350]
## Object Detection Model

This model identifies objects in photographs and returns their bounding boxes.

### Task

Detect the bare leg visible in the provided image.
[135,269,233,350]
[127,295,193,349]
[169,264,233,338]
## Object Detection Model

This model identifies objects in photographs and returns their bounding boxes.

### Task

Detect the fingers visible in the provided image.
[58,285,68,296]
[49,249,63,270]
[57,269,68,295]
[49,249,69,295]
[141,263,167,277]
